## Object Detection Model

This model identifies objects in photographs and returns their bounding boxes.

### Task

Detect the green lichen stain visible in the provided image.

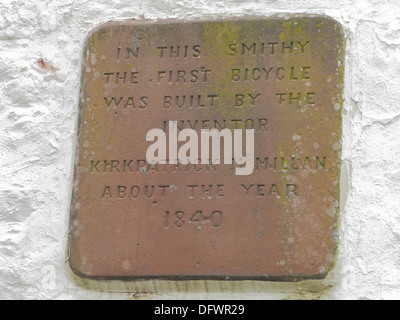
[201,21,256,130]
[274,17,345,279]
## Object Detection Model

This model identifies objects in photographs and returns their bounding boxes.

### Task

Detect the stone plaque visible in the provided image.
[69,16,344,280]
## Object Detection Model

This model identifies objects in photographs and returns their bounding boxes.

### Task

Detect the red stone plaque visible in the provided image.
[69,16,344,280]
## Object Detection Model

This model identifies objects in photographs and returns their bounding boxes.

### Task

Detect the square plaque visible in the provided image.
[69,16,344,280]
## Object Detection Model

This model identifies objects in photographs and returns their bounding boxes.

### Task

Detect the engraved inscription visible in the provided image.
[69,17,344,280]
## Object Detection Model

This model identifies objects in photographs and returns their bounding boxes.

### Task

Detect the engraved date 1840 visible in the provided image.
[164,210,223,229]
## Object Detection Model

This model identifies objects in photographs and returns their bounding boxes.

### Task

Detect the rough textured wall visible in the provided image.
[0,0,399,299]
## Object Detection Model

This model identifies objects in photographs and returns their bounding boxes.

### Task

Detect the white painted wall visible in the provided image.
[1,0,399,300]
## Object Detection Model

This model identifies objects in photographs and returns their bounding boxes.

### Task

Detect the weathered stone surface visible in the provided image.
[69,16,344,280]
